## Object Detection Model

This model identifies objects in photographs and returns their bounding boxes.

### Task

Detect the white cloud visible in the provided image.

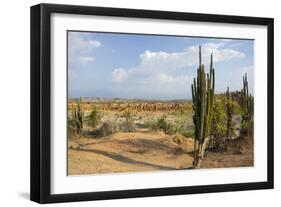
[141,73,190,85]
[186,43,245,63]
[112,42,245,83]
[110,42,247,99]
[68,32,101,65]
[79,56,95,64]
[138,73,193,99]
[138,50,188,73]
[229,42,244,48]
[112,68,129,82]
[131,43,245,76]
[88,40,101,47]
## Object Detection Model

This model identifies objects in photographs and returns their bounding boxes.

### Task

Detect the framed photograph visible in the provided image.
[30,3,274,203]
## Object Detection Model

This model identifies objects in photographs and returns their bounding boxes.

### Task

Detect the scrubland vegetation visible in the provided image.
[67,46,254,175]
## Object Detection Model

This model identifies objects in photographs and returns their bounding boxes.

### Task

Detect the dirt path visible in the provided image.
[68,132,194,175]
[68,132,253,175]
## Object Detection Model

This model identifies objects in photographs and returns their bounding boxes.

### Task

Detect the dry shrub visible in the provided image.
[95,121,116,137]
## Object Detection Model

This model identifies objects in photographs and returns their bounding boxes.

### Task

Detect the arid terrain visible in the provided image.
[68,132,193,175]
[68,131,253,175]
[67,99,253,175]
[66,35,255,176]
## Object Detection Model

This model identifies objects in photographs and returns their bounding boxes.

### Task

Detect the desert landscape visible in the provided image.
[67,95,253,175]
[67,32,254,175]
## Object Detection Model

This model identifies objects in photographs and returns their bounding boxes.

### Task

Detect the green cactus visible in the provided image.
[89,106,100,128]
[72,97,84,134]
[191,46,215,168]
[241,73,254,137]
[226,86,232,140]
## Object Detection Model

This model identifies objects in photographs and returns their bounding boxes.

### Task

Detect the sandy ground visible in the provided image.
[201,136,254,168]
[68,132,253,175]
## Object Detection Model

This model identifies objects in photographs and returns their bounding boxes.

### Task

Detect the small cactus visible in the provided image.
[72,97,84,134]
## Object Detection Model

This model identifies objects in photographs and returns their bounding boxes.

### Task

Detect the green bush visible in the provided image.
[210,94,241,150]
[144,115,193,138]
[143,120,157,129]
[88,106,101,128]
[156,115,168,131]
[179,129,194,138]
[154,115,173,134]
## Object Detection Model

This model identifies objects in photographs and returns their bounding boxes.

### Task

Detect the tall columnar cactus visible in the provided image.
[191,46,215,168]
[226,86,232,140]
[72,97,84,134]
[241,73,254,136]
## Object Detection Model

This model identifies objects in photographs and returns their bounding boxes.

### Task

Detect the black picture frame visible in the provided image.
[30,3,274,204]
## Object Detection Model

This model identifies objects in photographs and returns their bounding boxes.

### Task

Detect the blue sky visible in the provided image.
[68,31,254,100]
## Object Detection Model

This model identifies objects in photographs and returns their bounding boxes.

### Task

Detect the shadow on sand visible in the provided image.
[70,146,178,171]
